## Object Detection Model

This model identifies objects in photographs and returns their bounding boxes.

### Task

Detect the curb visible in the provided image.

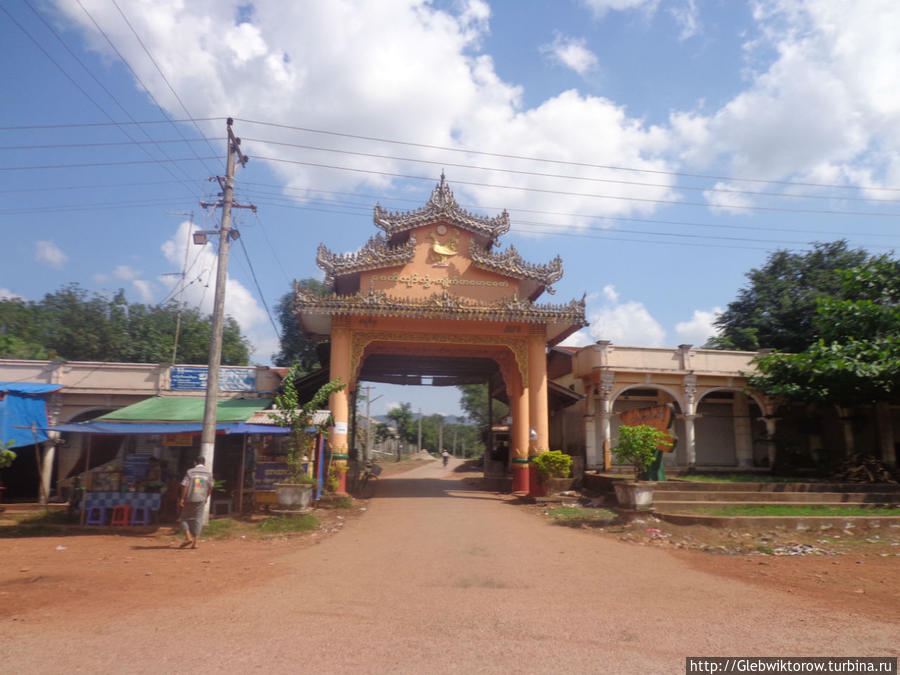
[655,512,900,530]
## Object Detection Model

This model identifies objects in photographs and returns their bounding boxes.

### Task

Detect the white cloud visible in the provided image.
[57,0,677,230]
[670,0,700,41]
[673,0,900,201]
[674,307,721,346]
[114,265,139,281]
[34,240,67,269]
[559,329,593,348]
[160,221,272,362]
[602,284,619,303]
[0,288,24,301]
[588,301,666,346]
[580,0,660,19]
[131,280,155,303]
[539,33,598,75]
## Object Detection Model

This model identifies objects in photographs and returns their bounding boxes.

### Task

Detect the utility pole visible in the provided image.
[453,427,457,457]
[438,417,443,455]
[196,118,253,524]
[163,210,194,364]
[417,408,422,453]
[360,385,381,462]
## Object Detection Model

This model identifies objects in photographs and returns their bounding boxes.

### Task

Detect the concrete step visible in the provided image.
[653,500,898,510]
[653,490,900,503]
[654,481,900,494]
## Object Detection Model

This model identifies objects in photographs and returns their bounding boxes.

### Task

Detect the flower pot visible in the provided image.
[544,477,575,496]
[274,482,314,509]
[614,481,654,510]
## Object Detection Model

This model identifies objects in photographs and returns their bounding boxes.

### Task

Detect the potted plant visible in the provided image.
[531,450,574,496]
[268,363,345,510]
[611,424,671,510]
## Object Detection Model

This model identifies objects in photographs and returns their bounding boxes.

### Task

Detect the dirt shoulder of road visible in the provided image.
[524,499,900,624]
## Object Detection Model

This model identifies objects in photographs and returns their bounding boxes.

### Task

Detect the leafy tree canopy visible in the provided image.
[749,254,900,407]
[0,283,250,364]
[458,383,509,428]
[709,241,868,352]
[272,278,328,371]
[385,402,416,446]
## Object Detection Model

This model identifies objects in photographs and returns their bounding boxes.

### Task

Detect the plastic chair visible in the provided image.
[110,504,132,526]
[130,505,152,526]
[85,506,107,526]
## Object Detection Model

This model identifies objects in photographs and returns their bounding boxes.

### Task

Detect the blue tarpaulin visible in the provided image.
[49,421,291,435]
[0,382,63,449]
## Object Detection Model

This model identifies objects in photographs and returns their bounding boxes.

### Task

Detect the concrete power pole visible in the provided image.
[197,118,252,524]
[417,409,422,453]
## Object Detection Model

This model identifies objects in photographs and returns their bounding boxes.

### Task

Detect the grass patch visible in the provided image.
[545,506,618,526]
[681,474,809,483]
[0,509,70,538]
[203,518,237,539]
[694,504,900,517]
[319,496,354,509]
[257,514,319,534]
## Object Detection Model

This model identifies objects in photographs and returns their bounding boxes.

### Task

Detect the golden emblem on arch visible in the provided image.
[428,226,459,266]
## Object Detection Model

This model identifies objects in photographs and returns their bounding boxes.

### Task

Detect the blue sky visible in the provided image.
[3,0,900,418]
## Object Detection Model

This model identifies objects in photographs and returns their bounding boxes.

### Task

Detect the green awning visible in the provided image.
[97,396,272,423]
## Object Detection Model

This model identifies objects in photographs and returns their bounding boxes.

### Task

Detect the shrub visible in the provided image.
[612,425,671,480]
[532,450,572,481]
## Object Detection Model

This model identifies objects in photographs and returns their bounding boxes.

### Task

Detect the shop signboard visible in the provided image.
[254,462,290,491]
[170,366,256,392]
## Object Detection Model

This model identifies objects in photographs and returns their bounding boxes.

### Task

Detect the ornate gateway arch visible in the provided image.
[293,176,586,493]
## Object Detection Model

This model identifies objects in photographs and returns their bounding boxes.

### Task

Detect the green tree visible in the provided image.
[709,241,868,352]
[458,383,508,428]
[0,283,251,364]
[749,254,900,407]
[273,278,328,370]
[386,402,416,449]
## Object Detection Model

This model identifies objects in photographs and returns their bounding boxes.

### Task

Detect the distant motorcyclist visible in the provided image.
[441,450,450,467]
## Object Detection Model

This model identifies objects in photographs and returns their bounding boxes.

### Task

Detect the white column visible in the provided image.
[598,371,615,471]
[683,375,698,470]
[761,416,779,469]
[733,392,753,467]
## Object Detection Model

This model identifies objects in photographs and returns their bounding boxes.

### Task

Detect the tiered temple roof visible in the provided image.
[295,285,585,331]
[470,244,563,293]
[316,233,416,286]
[373,175,509,243]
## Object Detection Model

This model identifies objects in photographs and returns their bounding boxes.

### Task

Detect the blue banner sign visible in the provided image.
[170,366,256,392]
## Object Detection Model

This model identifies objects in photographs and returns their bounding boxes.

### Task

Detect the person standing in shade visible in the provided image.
[178,456,213,549]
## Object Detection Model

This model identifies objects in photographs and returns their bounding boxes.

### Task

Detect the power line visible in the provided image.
[0,118,223,131]
[241,136,900,205]
[235,235,281,342]
[110,0,222,166]
[249,156,900,218]
[233,117,900,194]
[74,0,219,177]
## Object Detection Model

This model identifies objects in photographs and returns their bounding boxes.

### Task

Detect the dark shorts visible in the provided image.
[179,501,205,536]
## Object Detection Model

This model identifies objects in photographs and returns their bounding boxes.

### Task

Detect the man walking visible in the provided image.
[178,456,213,549]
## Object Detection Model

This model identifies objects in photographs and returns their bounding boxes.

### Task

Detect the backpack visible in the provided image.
[186,467,212,503]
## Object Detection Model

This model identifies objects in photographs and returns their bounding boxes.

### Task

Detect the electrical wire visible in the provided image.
[236,234,282,342]
[74,0,220,177]
[233,117,900,194]
[241,136,900,205]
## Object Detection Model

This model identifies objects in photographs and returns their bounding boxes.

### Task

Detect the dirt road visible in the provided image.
[3,459,897,673]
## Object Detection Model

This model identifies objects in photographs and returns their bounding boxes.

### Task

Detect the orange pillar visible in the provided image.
[528,328,549,496]
[329,321,351,494]
[511,377,530,494]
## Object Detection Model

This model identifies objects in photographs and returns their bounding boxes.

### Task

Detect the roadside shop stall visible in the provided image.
[51,396,301,524]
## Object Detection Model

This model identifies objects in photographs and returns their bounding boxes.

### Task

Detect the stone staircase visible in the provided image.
[652,481,900,511]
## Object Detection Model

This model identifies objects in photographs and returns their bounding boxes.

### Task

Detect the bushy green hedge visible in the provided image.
[532,450,572,481]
